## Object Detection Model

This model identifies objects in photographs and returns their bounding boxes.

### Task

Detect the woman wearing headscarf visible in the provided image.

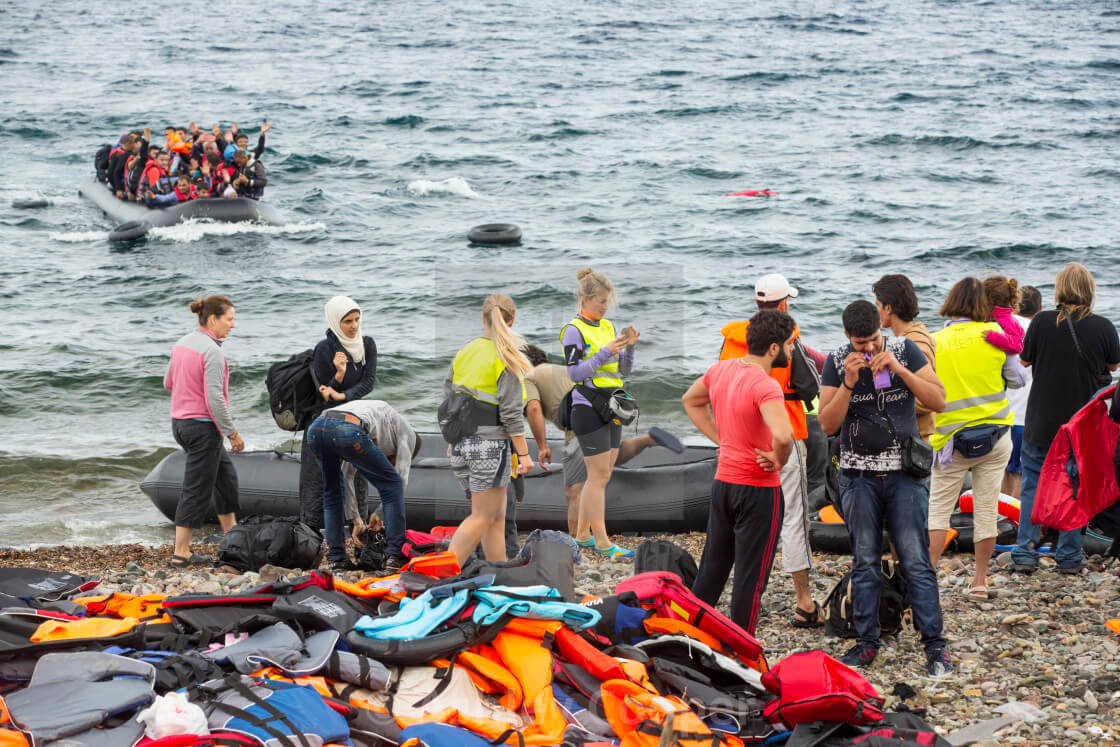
[298,296,378,535]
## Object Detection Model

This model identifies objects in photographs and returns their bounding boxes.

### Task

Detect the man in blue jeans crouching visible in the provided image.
[818,300,953,677]
[307,400,417,572]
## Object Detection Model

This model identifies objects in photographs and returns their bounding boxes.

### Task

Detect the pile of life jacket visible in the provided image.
[0,537,950,746]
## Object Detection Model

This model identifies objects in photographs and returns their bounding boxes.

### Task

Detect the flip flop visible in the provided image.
[791,601,824,628]
[168,552,212,567]
[965,584,989,602]
[648,426,685,454]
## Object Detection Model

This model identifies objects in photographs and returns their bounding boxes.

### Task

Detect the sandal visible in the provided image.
[168,553,211,567]
[595,544,635,560]
[791,601,824,628]
[965,584,989,601]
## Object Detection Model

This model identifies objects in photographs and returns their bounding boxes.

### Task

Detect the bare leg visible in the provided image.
[565,482,584,536]
[972,537,995,590]
[576,449,619,548]
[616,435,655,466]
[791,569,814,614]
[217,513,237,533]
[928,529,948,570]
[449,486,507,565]
[174,526,194,558]
[1001,471,1021,500]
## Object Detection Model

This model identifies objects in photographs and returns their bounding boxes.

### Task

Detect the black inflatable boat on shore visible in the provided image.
[78,176,283,239]
[140,434,718,532]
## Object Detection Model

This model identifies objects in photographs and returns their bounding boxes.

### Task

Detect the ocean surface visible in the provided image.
[1,1,1118,548]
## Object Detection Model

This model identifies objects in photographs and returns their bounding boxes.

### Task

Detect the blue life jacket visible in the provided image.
[471,585,601,629]
[353,587,470,640]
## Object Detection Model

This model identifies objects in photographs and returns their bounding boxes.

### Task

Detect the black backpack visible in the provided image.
[824,559,909,639]
[437,390,479,445]
[218,515,325,572]
[634,539,699,588]
[789,338,821,404]
[94,144,112,182]
[266,349,322,431]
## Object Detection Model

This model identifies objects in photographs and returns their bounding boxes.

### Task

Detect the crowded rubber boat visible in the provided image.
[80,122,283,240]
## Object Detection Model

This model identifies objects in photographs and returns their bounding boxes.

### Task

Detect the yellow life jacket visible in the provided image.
[930,321,1014,451]
[561,316,623,389]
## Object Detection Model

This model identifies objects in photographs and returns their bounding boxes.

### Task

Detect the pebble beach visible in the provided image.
[3,534,1117,746]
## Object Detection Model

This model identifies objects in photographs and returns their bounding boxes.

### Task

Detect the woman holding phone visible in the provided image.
[562,267,639,559]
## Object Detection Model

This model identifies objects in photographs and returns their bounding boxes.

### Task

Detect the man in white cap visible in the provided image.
[718,273,824,628]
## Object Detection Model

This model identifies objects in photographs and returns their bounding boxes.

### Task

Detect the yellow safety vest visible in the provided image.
[561,316,624,389]
[450,337,523,407]
[930,321,1014,451]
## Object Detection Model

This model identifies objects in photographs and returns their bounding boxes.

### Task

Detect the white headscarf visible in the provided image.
[324,296,365,364]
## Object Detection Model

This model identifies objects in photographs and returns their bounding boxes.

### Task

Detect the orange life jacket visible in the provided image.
[30,616,139,643]
[74,592,167,621]
[600,679,744,747]
[719,321,807,439]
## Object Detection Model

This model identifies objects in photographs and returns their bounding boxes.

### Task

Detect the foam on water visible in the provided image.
[48,219,325,244]
[406,176,481,198]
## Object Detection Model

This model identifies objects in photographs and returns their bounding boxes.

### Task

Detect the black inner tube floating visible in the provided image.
[108,219,152,242]
[468,223,522,245]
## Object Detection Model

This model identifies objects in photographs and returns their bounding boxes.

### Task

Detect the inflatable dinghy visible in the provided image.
[140,434,717,532]
[78,176,284,233]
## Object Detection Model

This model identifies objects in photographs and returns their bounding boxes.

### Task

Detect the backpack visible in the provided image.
[785,711,952,747]
[824,559,909,639]
[265,349,322,432]
[437,390,479,445]
[634,539,699,587]
[217,516,325,572]
[789,338,821,404]
[761,650,884,730]
[94,144,112,182]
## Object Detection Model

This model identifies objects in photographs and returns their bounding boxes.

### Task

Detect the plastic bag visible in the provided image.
[995,700,1047,723]
[137,691,210,738]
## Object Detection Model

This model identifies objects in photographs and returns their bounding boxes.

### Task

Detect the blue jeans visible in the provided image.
[1012,440,1085,568]
[840,471,945,653]
[307,418,406,563]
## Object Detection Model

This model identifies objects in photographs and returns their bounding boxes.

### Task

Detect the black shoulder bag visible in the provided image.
[1063,310,1113,388]
[877,396,933,479]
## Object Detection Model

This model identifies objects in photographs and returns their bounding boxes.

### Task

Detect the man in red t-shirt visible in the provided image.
[682,310,797,634]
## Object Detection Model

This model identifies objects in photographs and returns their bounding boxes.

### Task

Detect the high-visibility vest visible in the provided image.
[930,321,1014,451]
[719,320,808,439]
[561,316,624,389]
[451,337,513,407]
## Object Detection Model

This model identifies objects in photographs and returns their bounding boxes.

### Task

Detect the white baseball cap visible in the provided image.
[755,273,799,302]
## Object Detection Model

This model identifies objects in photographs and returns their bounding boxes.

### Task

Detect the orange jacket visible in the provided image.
[719,321,807,439]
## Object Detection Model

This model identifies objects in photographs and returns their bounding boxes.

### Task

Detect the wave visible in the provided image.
[722,72,810,84]
[1086,60,1120,71]
[384,115,425,128]
[528,127,599,142]
[1085,168,1120,180]
[406,177,481,198]
[864,134,1059,150]
[49,220,325,244]
[914,242,1081,261]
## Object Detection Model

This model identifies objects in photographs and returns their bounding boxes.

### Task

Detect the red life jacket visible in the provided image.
[174,186,195,202]
[1033,385,1118,531]
[761,650,884,729]
[142,161,172,194]
[109,144,126,160]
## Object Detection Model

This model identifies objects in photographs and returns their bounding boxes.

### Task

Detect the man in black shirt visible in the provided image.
[819,301,950,677]
[1012,263,1120,573]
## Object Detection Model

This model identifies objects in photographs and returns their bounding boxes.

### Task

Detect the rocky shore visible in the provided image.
[2,534,1117,746]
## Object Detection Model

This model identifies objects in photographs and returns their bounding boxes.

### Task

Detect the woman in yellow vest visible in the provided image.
[444,294,534,564]
[562,268,639,559]
[927,277,1022,601]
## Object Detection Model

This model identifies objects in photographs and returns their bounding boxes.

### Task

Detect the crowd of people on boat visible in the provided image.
[98,121,269,207]
[164,261,1120,679]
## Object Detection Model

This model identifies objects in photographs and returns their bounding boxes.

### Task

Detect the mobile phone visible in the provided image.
[865,354,891,389]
